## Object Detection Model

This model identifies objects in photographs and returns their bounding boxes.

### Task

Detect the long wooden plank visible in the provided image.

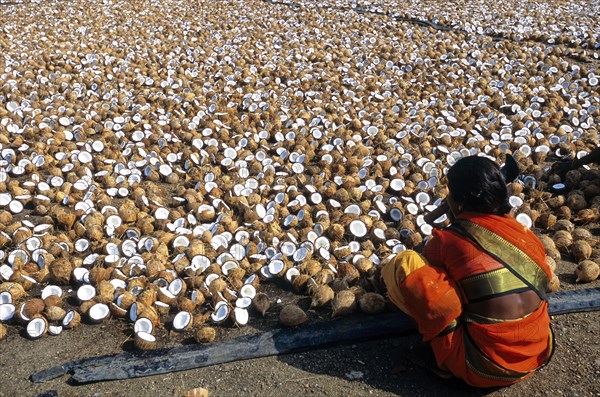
[31,288,600,384]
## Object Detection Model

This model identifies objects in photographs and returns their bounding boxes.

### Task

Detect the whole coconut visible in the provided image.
[566,192,587,212]
[545,256,557,273]
[331,290,357,318]
[571,228,592,241]
[553,230,573,251]
[575,260,600,283]
[194,327,217,343]
[279,304,308,327]
[310,285,334,309]
[358,292,386,314]
[536,213,556,229]
[555,205,572,220]
[252,293,270,317]
[48,259,72,285]
[570,240,592,261]
[552,219,574,232]
[547,273,560,293]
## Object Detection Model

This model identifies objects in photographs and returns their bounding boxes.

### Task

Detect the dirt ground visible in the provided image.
[1,258,598,397]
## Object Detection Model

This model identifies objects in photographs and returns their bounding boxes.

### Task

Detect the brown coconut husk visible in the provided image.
[575,260,600,283]
[570,240,593,261]
[358,292,386,314]
[252,292,270,317]
[279,304,308,327]
[310,285,334,308]
[331,290,356,318]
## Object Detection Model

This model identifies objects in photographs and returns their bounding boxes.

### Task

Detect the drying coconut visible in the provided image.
[0,282,28,301]
[545,257,557,274]
[331,278,349,292]
[536,213,556,230]
[570,240,592,261]
[44,306,66,322]
[331,290,357,318]
[358,292,386,314]
[547,273,560,293]
[0,324,7,341]
[566,192,587,212]
[552,219,574,232]
[553,230,573,251]
[571,228,592,241]
[26,316,48,339]
[21,298,46,320]
[62,310,81,329]
[554,206,572,220]
[134,331,157,350]
[252,293,270,317]
[48,259,72,285]
[310,285,335,309]
[279,304,308,327]
[172,311,193,332]
[574,208,600,224]
[575,260,600,283]
[290,274,311,293]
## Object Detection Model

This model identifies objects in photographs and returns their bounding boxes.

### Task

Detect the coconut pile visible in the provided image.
[306,0,600,55]
[0,0,599,347]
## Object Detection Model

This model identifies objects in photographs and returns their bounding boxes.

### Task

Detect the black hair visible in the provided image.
[447,155,511,215]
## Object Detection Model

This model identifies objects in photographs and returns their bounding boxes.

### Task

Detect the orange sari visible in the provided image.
[382,212,553,387]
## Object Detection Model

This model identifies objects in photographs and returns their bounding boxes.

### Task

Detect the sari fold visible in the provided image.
[382,213,553,387]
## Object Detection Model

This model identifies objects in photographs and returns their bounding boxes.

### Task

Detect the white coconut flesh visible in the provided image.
[268,260,284,275]
[0,303,16,321]
[137,331,156,344]
[516,213,533,229]
[406,203,419,215]
[172,311,192,331]
[390,208,403,222]
[134,317,154,334]
[233,308,249,326]
[293,247,308,262]
[211,302,230,323]
[48,325,63,336]
[72,267,90,283]
[27,317,47,338]
[110,278,127,290]
[244,275,257,286]
[74,238,90,253]
[168,278,184,296]
[221,261,239,275]
[239,284,256,299]
[285,267,301,283]
[0,291,12,304]
[0,264,13,280]
[77,285,96,301]
[349,220,367,238]
[415,192,430,205]
[62,310,76,327]
[204,273,220,288]
[89,303,110,322]
[235,297,252,309]
[509,196,523,208]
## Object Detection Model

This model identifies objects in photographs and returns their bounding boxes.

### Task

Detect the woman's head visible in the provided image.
[447,155,511,216]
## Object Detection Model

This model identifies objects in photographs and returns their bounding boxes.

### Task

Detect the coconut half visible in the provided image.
[77,285,96,302]
[88,303,110,323]
[210,301,230,324]
[172,311,193,331]
[134,317,154,334]
[0,303,16,321]
[134,331,157,350]
[26,317,48,339]
[233,307,249,326]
